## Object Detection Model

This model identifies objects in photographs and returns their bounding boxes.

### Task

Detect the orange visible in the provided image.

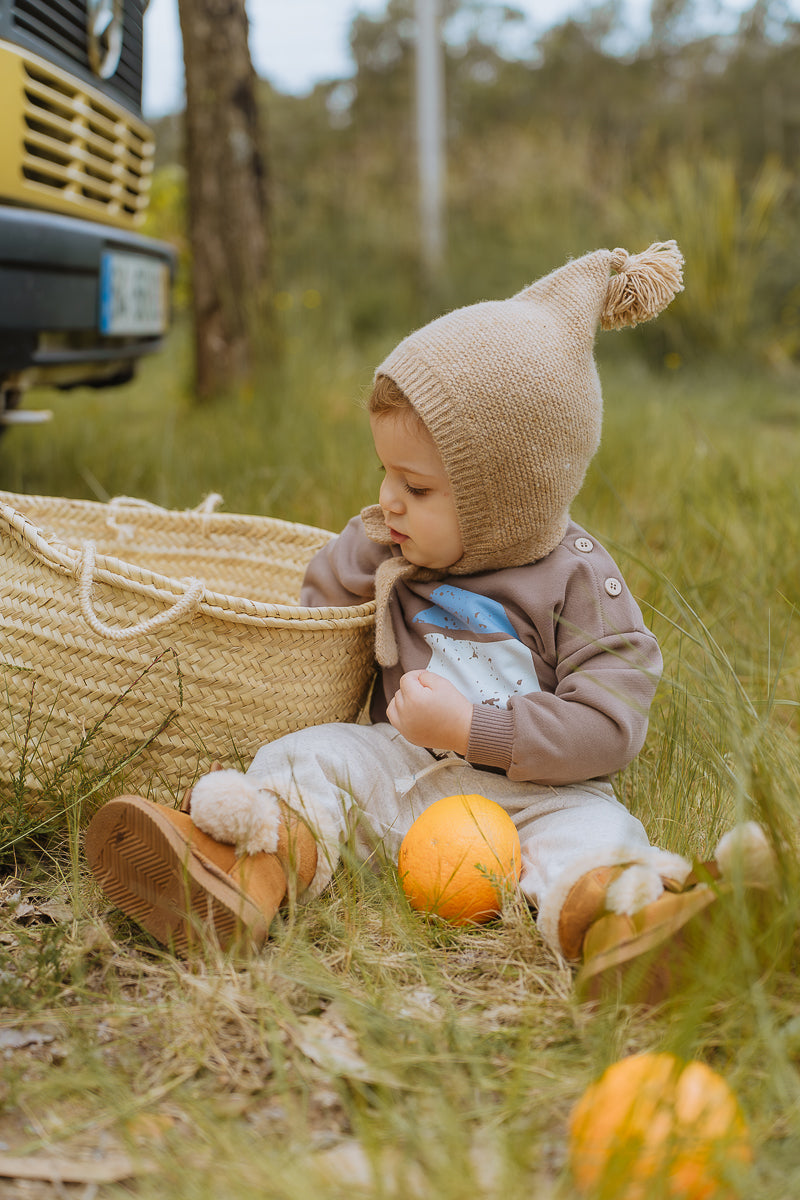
[398,794,522,925]
[568,1052,753,1200]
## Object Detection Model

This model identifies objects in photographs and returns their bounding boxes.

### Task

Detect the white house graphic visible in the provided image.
[413,585,540,708]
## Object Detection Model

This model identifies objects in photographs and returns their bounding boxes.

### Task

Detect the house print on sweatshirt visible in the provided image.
[413,584,540,708]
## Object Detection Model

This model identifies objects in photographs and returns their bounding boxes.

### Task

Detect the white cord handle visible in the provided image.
[107,493,224,513]
[78,540,204,642]
[104,493,224,539]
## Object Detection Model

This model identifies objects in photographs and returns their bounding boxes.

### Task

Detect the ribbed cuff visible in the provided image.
[466,705,515,772]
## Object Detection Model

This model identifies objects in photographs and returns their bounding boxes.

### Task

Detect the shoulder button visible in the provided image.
[604,577,623,597]
[575,537,594,553]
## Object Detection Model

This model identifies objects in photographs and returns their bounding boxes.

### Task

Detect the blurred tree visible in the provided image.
[649,0,695,47]
[167,0,796,364]
[177,0,273,400]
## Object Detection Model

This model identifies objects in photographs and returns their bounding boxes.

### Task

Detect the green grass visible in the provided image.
[1,324,799,1198]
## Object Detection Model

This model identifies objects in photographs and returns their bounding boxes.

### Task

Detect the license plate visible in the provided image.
[99,250,169,336]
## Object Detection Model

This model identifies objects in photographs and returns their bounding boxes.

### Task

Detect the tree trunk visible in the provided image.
[177,0,273,400]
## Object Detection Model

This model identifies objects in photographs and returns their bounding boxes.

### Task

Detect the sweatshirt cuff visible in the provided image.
[466,704,515,773]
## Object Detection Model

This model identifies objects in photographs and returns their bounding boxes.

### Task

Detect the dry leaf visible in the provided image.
[314,1140,426,1195]
[314,1140,373,1187]
[0,1028,55,1051]
[0,888,72,925]
[34,898,73,924]
[124,1112,176,1144]
[395,986,445,1020]
[291,1014,399,1086]
[0,1151,154,1183]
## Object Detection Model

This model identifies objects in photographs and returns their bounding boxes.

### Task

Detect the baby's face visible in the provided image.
[370,410,463,571]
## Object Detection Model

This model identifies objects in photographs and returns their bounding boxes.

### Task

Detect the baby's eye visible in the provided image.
[403,482,430,497]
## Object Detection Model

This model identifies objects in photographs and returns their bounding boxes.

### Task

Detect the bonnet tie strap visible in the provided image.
[360,504,439,668]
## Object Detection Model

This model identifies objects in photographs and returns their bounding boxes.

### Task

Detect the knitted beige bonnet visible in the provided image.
[362,240,684,666]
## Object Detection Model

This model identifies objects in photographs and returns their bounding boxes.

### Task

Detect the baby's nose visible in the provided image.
[380,479,404,512]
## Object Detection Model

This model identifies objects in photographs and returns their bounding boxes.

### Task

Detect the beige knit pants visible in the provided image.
[245,722,688,957]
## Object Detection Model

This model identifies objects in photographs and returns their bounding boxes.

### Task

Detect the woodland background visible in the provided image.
[151,0,800,379]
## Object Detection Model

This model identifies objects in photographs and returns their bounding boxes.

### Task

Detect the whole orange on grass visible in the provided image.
[398,794,522,925]
[568,1052,753,1200]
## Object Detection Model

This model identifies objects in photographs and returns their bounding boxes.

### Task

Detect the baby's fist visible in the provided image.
[386,669,472,755]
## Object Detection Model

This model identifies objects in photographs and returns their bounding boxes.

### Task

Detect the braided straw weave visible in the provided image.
[0,491,375,803]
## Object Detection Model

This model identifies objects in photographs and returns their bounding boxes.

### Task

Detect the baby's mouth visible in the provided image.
[388,527,408,544]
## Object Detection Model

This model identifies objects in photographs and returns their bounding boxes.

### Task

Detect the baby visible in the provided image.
[86,241,774,1000]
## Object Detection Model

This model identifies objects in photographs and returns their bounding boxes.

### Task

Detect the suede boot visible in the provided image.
[180,766,317,901]
[86,786,318,955]
[557,862,688,961]
[562,823,779,1006]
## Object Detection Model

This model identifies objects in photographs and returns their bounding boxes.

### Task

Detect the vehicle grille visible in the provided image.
[21,55,153,223]
[11,0,143,108]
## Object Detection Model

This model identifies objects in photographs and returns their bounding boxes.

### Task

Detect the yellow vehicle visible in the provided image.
[0,0,174,427]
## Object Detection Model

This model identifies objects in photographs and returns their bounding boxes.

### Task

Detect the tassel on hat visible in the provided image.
[601,241,685,330]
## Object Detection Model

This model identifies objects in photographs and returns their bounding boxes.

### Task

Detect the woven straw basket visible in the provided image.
[0,491,376,803]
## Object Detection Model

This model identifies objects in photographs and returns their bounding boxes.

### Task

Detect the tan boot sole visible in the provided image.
[85,796,268,954]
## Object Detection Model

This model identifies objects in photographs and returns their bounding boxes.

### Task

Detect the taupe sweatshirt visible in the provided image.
[301,516,662,787]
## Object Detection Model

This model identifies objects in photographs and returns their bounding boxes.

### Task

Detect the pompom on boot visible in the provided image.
[85,766,317,955]
[557,823,781,1006]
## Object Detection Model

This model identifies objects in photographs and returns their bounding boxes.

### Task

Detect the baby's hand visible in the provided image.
[387,670,472,755]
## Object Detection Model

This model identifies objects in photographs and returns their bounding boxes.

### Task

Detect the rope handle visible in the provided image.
[78,540,205,642]
[107,493,224,513]
[104,493,224,538]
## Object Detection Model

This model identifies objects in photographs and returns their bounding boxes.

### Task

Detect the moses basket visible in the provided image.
[0,491,376,804]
